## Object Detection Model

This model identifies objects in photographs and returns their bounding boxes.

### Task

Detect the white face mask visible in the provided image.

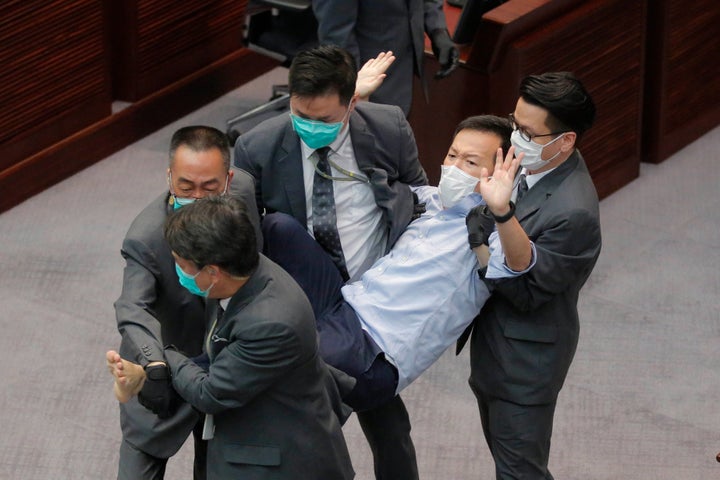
[511,130,565,171]
[438,165,479,209]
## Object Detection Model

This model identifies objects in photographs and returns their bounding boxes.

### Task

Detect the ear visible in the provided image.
[561,132,577,152]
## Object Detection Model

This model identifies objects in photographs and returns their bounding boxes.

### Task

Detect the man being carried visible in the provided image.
[263,115,526,408]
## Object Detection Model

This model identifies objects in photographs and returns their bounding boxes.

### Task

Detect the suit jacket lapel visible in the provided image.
[348,111,376,173]
[514,152,581,223]
[278,122,308,225]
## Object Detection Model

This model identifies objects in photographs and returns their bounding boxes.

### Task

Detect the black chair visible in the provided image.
[226,0,317,143]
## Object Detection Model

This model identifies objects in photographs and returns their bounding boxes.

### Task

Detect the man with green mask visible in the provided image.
[112,126,261,480]
[235,45,427,480]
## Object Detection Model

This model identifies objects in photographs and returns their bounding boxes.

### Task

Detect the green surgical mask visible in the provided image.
[290,106,350,149]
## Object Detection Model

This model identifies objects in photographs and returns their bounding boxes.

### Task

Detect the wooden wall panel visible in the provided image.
[108,0,249,101]
[488,0,645,199]
[0,0,112,172]
[643,0,720,163]
[410,0,645,199]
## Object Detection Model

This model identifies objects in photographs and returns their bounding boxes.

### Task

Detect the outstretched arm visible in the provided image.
[355,51,396,101]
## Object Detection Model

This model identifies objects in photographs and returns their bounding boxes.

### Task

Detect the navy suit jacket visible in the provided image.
[234,101,428,255]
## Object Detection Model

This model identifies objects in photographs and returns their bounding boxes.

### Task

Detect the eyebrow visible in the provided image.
[175,177,221,187]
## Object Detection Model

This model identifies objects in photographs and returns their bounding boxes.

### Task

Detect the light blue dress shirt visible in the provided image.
[342,186,533,393]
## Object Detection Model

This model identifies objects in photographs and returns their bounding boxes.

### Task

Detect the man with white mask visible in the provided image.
[458,71,601,479]
[262,115,525,411]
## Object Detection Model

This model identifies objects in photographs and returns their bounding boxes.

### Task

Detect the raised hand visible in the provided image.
[355,51,396,100]
[478,146,522,215]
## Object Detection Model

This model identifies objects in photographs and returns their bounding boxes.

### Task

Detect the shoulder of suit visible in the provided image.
[355,101,403,116]
[239,112,292,142]
[125,192,170,241]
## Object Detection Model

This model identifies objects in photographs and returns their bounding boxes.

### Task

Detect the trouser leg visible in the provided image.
[262,212,344,317]
[191,418,207,480]
[356,395,419,480]
[470,385,556,480]
[118,438,167,480]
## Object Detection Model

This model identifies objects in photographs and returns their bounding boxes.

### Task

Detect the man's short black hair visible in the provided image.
[164,196,258,278]
[453,115,513,153]
[169,126,231,170]
[289,45,358,106]
[519,72,596,140]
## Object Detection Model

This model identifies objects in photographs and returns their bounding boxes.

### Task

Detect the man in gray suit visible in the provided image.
[235,45,427,480]
[313,0,459,116]
[459,72,602,479]
[108,195,354,480]
[113,126,262,480]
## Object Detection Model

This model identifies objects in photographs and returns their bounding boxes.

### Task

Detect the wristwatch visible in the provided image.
[491,201,516,224]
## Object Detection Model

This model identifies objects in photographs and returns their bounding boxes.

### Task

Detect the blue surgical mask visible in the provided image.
[290,107,350,149]
[172,196,195,210]
[169,173,230,210]
[175,263,213,297]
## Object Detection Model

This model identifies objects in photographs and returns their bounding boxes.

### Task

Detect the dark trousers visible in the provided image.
[470,384,556,480]
[263,212,418,479]
[118,418,206,480]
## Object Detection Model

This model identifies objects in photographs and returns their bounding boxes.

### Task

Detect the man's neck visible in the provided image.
[210,276,249,300]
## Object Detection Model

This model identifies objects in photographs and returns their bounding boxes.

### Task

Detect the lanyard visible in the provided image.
[313,154,370,183]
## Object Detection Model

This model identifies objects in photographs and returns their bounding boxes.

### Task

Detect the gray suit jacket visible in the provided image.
[234,101,428,256]
[468,151,602,405]
[165,256,354,480]
[114,169,262,458]
[313,0,448,115]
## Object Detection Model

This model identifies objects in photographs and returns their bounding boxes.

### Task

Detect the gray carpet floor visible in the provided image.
[1,67,718,479]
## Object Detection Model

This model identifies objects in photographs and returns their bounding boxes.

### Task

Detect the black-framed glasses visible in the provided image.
[508,113,566,142]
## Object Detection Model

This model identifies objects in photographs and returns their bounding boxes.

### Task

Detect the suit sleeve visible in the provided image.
[488,207,602,311]
[233,138,265,217]
[395,106,428,186]
[230,167,263,249]
[312,0,361,64]
[114,237,165,366]
[166,321,307,415]
[423,0,448,34]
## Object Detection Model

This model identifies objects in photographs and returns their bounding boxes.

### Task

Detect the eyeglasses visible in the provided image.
[508,113,566,142]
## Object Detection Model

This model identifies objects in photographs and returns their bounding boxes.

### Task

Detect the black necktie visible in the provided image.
[516,173,528,203]
[312,147,349,280]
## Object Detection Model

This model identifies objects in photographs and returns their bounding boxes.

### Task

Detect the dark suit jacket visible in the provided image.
[165,256,354,480]
[313,0,448,115]
[468,151,602,405]
[234,101,428,256]
[114,169,262,458]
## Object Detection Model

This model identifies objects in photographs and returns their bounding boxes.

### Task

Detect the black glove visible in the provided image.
[430,29,460,79]
[138,364,181,419]
[466,204,495,248]
[411,191,426,221]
